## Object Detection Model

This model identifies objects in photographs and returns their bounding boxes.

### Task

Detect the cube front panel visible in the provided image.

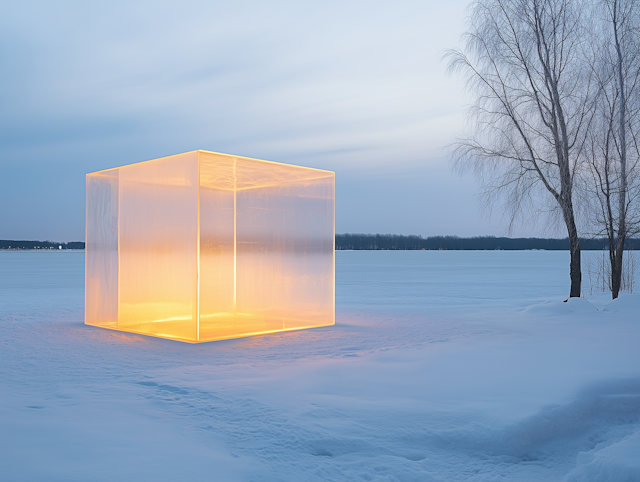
[85,150,335,342]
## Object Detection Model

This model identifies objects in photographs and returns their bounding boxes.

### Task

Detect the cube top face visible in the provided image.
[85,150,335,342]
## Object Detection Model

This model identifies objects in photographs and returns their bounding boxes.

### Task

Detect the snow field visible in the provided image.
[1,250,639,481]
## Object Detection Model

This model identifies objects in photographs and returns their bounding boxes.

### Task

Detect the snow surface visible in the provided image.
[1,250,639,481]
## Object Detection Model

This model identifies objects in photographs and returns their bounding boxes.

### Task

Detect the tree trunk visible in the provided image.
[611,235,625,299]
[564,205,582,298]
[612,0,628,301]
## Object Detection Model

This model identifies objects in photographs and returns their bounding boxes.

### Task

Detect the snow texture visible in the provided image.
[1,250,639,481]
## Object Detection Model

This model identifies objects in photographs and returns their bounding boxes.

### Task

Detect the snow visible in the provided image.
[1,250,639,481]
[523,296,598,315]
[566,431,640,482]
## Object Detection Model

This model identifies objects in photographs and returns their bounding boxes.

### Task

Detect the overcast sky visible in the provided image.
[0,0,545,242]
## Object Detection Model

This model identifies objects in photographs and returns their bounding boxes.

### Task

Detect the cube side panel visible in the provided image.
[198,184,236,338]
[227,169,334,339]
[85,171,119,327]
[117,152,199,342]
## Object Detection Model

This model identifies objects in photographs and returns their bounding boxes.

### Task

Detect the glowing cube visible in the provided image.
[85,150,335,342]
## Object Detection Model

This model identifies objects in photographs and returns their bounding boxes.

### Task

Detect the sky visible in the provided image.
[0,0,546,242]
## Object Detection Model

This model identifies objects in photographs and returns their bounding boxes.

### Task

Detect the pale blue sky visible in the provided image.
[0,0,542,241]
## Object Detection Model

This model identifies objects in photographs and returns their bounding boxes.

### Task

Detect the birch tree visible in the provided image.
[583,0,640,299]
[447,0,593,298]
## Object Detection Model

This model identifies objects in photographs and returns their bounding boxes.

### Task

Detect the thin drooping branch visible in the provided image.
[582,0,640,298]
[447,0,592,298]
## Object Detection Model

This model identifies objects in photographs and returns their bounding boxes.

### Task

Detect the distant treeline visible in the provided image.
[335,234,640,251]
[3,236,640,251]
[0,240,85,250]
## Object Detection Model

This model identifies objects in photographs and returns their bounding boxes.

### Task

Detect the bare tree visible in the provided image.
[582,0,640,299]
[446,0,594,298]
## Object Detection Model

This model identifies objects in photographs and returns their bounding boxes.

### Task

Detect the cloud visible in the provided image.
[0,0,494,241]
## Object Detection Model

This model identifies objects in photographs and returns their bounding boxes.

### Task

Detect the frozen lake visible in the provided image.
[1,249,573,314]
[1,250,639,481]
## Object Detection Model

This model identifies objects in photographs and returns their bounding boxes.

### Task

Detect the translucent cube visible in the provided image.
[85,150,335,342]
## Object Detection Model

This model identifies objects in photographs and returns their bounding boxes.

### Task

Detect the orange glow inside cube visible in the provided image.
[85,150,335,342]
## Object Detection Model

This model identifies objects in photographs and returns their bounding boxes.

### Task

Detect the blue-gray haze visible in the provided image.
[0,0,542,242]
